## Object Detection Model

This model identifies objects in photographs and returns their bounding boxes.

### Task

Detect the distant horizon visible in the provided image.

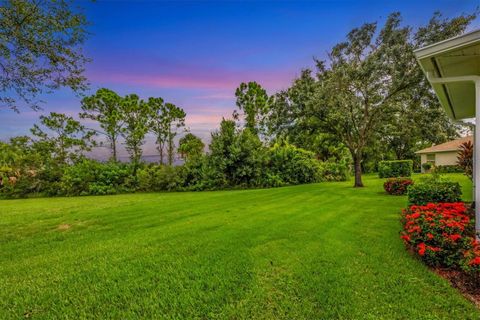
[1,0,479,157]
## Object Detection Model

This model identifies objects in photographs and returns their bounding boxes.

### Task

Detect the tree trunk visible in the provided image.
[352,152,364,188]
[111,136,117,162]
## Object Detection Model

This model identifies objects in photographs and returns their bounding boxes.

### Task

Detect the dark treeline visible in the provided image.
[0,10,477,197]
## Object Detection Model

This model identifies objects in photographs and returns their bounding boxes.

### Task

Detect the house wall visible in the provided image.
[419,151,458,172]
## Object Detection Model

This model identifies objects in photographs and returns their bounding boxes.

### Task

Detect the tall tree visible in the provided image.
[30,112,95,164]
[235,81,269,135]
[80,88,123,161]
[0,0,89,112]
[178,133,204,161]
[308,12,474,187]
[164,103,186,165]
[120,94,149,174]
[147,97,168,164]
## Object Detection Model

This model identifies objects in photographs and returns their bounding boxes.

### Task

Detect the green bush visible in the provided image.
[137,165,185,191]
[421,162,432,171]
[60,160,132,196]
[378,160,413,178]
[434,165,463,174]
[267,142,322,185]
[407,178,462,205]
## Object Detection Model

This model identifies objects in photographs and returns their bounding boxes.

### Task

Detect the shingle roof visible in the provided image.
[415,136,472,154]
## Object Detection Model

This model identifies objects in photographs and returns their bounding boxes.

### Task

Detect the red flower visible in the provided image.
[418,243,426,256]
[426,233,434,240]
[468,257,480,266]
[448,234,462,242]
[401,234,411,242]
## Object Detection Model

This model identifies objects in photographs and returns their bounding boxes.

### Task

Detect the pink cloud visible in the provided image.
[87,68,295,92]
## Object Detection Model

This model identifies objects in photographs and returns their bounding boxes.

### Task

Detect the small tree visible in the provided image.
[0,0,90,112]
[178,133,204,161]
[457,141,473,180]
[30,112,95,165]
[80,88,123,161]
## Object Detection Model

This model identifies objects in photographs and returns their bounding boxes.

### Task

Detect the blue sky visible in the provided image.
[1,0,479,157]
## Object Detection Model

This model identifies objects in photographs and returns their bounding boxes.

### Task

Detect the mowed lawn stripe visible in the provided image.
[0,174,478,319]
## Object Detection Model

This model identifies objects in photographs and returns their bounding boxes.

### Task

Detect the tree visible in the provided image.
[178,133,204,161]
[30,112,95,165]
[0,0,89,112]
[147,97,168,164]
[120,94,149,175]
[80,88,123,161]
[235,81,269,135]
[308,12,474,187]
[164,103,186,165]
[267,69,348,161]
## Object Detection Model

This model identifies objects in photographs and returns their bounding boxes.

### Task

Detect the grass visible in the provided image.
[0,173,478,319]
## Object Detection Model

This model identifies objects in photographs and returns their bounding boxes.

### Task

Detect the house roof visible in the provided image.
[414,29,480,120]
[415,136,472,154]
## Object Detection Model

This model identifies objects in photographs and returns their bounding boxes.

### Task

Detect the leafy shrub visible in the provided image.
[378,160,413,178]
[461,239,480,273]
[383,178,413,195]
[400,202,474,267]
[267,142,322,185]
[137,165,186,191]
[421,162,432,171]
[407,178,461,205]
[318,159,349,182]
[60,160,132,196]
[434,165,463,174]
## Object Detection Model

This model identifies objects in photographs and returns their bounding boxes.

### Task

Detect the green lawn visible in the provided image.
[0,174,478,319]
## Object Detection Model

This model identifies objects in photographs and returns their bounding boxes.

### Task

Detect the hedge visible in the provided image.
[407,180,462,205]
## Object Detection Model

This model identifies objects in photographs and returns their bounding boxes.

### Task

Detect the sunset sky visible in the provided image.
[1,0,479,158]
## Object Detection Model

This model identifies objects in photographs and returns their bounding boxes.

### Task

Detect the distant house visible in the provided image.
[415,136,472,172]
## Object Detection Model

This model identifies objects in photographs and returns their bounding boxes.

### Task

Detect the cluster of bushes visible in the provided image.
[383,178,413,195]
[401,202,479,273]
[378,160,413,178]
[0,131,350,198]
[407,176,461,205]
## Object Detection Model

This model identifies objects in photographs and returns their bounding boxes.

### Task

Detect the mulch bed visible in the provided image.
[433,268,480,307]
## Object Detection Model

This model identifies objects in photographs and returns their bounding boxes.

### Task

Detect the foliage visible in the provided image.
[383,178,413,195]
[120,94,149,174]
[457,141,473,179]
[434,165,463,174]
[461,239,480,274]
[378,160,413,178]
[0,0,89,111]
[400,202,474,267]
[178,133,204,161]
[407,176,462,205]
[137,165,186,192]
[266,142,323,186]
[234,81,269,135]
[263,12,475,187]
[80,88,124,161]
[30,112,95,165]
[59,159,132,196]
[422,162,432,171]
[148,98,186,165]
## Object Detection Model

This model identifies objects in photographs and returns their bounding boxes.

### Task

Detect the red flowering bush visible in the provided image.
[383,178,413,195]
[461,238,480,273]
[400,202,475,267]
